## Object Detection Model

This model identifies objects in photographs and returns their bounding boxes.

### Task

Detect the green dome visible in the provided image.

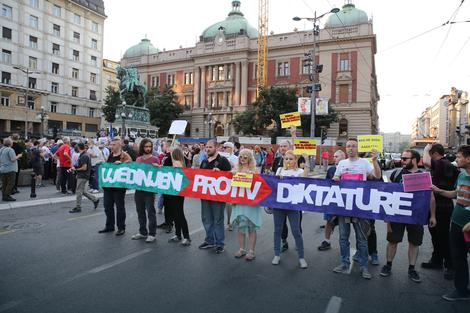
[201,1,257,40]
[324,3,368,28]
[123,39,158,58]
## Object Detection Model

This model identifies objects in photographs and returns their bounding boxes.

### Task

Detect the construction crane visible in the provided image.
[256,0,268,97]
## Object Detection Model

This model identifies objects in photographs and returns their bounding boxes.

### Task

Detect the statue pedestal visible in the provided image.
[114,106,159,138]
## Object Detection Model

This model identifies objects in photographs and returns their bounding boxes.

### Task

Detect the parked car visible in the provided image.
[391,153,402,168]
[378,153,394,170]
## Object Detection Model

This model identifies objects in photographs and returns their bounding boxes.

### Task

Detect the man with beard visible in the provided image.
[380,149,436,283]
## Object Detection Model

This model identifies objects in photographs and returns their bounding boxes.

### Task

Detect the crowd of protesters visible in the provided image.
[0,131,469,302]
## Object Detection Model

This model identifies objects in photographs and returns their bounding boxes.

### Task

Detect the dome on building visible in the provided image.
[324,3,368,28]
[201,1,257,40]
[123,38,158,58]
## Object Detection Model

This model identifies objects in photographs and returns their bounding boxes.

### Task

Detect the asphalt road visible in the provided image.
[0,192,468,313]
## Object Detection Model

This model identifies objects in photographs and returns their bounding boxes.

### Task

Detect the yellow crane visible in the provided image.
[256,0,268,97]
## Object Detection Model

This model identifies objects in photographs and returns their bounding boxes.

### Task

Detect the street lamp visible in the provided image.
[293,7,340,139]
[204,113,214,138]
[36,105,49,138]
[116,100,133,138]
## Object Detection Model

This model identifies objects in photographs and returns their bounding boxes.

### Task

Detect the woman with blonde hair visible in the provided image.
[272,150,309,268]
[230,149,263,261]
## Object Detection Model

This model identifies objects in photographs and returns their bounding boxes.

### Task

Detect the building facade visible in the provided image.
[0,0,106,138]
[120,1,379,142]
[101,58,119,128]
[380,132,411,153]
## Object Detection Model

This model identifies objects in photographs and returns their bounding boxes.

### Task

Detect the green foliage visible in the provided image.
[102,86,120,123]
[148,85,183,136]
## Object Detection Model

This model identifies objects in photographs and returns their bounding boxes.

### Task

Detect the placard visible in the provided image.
[298,97,311,115]
[280,112,301,128]
[316,97,329,116]
[231,172,253,188]
[294,139,317,155]
[358,135,383,152]
[168,120,188,135]
[402,172,432,192]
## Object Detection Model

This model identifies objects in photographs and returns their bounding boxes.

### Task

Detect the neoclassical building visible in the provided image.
[120,0,379,142]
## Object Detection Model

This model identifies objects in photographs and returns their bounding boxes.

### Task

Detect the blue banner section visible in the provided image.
[259,175,431,225]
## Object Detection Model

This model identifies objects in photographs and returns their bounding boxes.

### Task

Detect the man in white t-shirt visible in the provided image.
[332,138,381,279]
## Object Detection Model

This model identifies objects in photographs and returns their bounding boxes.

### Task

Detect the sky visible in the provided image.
[102,0,470,134]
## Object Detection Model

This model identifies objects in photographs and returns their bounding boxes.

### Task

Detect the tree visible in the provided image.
[102,86,120,123]
[148,85,183,136]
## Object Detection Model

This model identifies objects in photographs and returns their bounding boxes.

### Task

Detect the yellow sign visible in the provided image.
[294,139,317,155]
[231,172,254,188]
[280,112,301,128]
[358,135,383,153]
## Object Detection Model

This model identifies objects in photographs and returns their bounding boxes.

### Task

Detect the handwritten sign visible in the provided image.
[402,172,432,192]
[231,172,254,188]
[280,112,301,128]
[294,139,317,155]
[358,135,383,153]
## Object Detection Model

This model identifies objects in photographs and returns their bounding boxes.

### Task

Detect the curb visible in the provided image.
[0,190,136,211]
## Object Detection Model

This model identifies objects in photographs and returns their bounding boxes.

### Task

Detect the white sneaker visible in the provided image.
[181,238,191,246]
[131,233,147,240]
[91,189,100,194]
[299,258,308,269]
[272,256,280,265]
[145,235,156,243]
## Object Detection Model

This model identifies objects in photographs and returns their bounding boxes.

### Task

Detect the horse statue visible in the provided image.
[116,65,148,108]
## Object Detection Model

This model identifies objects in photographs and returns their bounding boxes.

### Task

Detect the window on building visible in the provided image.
[277,61,289,76]
[29,56,37,69]
[85,123,98,132]
[71,104,77,114]
[184,95,193,106]
[30,0,39,8]
[1,93,10,106]
[91,38,97,49]
[217,92,224,107]
[28,77,36,89]
[211,66,217,81]
[73,31,80,43]
[90,72,96,83]
[2,4,12,18]
[72,68,79,79]
[1,71,11,84]
[227,66,232,80]
[339,84,349,103]
[29,36,38,49]
[72,50,79,61]
[52,4,61,17]
[302,60,310,75]
[51,82,58,93]
[53,24,60,37]
[1,49,12,64]
[29,15,39,29]
[339,59,350,72]
[151,76,159,88]
[73,13,81,25]
[52,43,60,55]
[67,121,81,130]
[89,90,96,100]
[88,107,95,117]
[26,95,34,109]
[218,65,224,81]
[339,118,348,137]
[90,55,97,66]
[167,74,175,86]
[184,72,193,85]
[71,86,78,97]
[2,27,12,40]
[91,21,98,32]
[211,93,216,107]
[50,102,57,112]
[52,62,59,74]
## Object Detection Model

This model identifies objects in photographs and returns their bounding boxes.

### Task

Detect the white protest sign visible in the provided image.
[168,120,188,135]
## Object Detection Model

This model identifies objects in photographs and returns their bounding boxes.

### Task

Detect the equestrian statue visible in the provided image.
[116,65,148,108]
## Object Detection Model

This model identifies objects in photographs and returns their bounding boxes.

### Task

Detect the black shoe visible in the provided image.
[157,223,168,229]
[380,264,392,277]
[215,246,225,254]
[69,207,81,213]
[198,242,215,249]
[318,241,331,251]
[2,196,16,202]
[408,269,421,283]
[12,190,19,194]
[165,226,173,234]
[281,241,289,253]
[444,268,455,280]
[442,289,470,302]
[421,260,442,269]
[98,228,115,233]
[93,199,100,209]
[115,229,125,236]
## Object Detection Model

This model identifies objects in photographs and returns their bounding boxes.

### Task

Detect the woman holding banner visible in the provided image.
[272,150,309,269]
[230,149,262,261]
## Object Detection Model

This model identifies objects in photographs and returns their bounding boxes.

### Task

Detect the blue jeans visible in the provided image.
[201,199,225,247]
[273,209,304,258]
[89,165,99,190]
[157,193,164,210]
[339,218,369,267]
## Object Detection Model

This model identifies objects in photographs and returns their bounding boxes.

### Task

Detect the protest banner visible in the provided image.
[231,172,254,188]
[293,139,317,155]
[99,163,432,225]
[280,112,301,128]
[402,172,432,192]
[358,135,383,152]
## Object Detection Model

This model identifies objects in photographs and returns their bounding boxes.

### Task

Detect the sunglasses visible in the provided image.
[401,157,413,161]
[240,155,249,159]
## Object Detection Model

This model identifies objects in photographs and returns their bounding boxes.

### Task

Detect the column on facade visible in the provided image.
[200,66,206,108]
[241,61,248,106]
[234,62,241,106]
[193,67,200,108]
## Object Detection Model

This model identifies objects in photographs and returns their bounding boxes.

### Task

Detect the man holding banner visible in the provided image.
[332,138,381,279]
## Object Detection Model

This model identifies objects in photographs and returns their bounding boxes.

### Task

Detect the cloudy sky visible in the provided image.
[102,0,470,134]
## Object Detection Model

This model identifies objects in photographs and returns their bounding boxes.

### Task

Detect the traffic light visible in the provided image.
[321,128,327,144]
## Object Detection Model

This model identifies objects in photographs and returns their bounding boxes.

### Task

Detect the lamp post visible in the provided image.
[116,101,133,138]
[13,66,42,139]
[293,8,340,139]
[205,113,214,138]
[36,106,49,138]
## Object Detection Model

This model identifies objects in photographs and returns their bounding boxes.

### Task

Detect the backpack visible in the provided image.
[390,168,404,183]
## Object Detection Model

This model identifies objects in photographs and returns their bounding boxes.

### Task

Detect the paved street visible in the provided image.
[0,190,468,313]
